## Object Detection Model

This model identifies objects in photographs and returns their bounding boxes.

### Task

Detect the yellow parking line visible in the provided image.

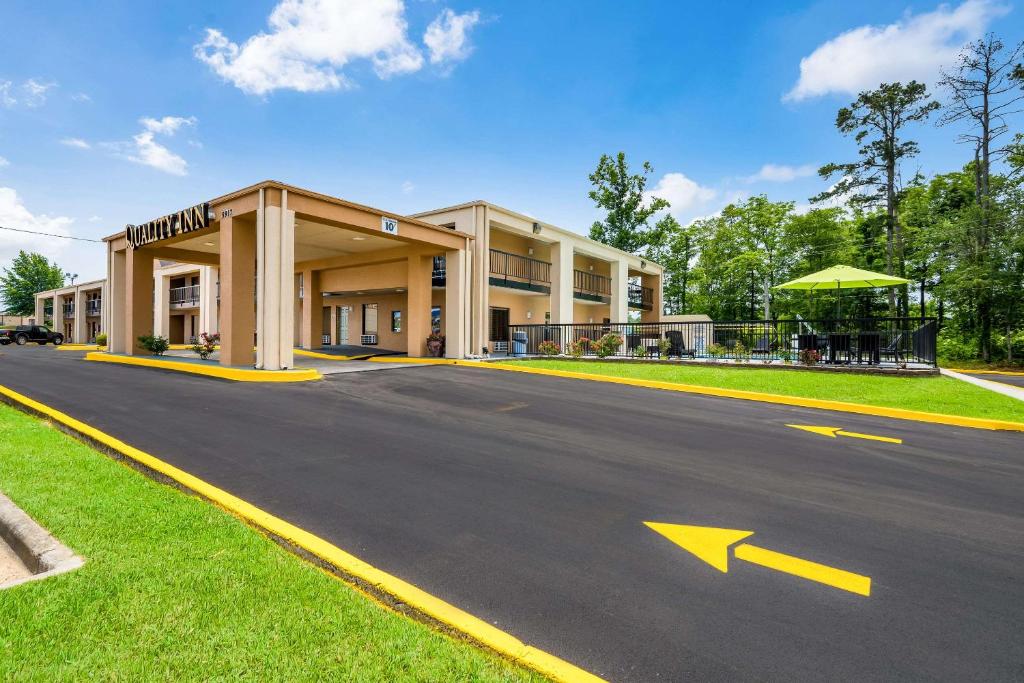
[0,383,603,683]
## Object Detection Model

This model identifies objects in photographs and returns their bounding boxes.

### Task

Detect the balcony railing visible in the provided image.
[573,270,611,302]
[489,249,551,293]
[628,283,654,310]
[62,303,74,316]
[507,318,938,367]
[170,284,200,307]
[86,300,101,316]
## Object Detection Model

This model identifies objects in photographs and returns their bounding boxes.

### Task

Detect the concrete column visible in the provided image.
[407,253,432,357]
[219,215,256,367]
[300,269,322,349]
[53,293,65,339]
[329,305,338,345]
[255,190,294,370]
[154,272,170,339]
[444,248,467,358]
[641,272,663,323]
[471,204,490,355]
[609,260,629,323]
[198,266,219,335]
[33,295,44,325]
[108,249,126,353]
[74,289,87,343]
[549,240,574,325]
[293,273,302,347]
[124,249,154,355]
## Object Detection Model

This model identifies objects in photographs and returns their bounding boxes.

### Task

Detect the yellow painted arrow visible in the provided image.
[787,424,902,444]
[645,522,871,597]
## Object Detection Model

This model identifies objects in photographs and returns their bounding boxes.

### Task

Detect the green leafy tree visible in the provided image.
[815,81,940,317]
[0,250,65,315]
[588,152,669,254]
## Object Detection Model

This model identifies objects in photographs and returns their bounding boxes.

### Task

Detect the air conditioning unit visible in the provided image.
[360,334,378,345]
[493,340,509,352]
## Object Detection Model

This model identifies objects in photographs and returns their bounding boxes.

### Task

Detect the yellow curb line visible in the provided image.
[369,356,458,365]
[57,344,106,351]
[947,368,1024,377]
[293,348,371,361]
[85,352,321,383]
[0,383,604,683]
[469,362,1024,433]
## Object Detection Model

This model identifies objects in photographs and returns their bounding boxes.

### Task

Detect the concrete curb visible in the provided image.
[0,490,83,589]
[84,352,322,383]
[0,384,604,683]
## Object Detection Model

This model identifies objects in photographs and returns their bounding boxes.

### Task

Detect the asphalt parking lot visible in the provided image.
[2,346,1022,681]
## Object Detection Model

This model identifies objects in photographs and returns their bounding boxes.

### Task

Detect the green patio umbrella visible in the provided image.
[774,264,909,318]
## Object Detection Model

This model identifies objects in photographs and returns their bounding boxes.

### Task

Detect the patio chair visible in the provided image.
[666,330,695,358]
[751,334,776,356]
[880,333,904,364]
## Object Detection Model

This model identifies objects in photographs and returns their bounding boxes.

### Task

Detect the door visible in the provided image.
[489,307,510,344]
[338,306,350,344]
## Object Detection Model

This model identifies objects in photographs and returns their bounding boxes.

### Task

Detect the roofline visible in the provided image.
[36,278,106,296]
[411,199,664,271]
[105,180,474,242]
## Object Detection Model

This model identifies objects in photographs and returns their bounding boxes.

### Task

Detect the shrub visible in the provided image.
[706,343,726,359]
[94,332,107,346]
[191,332,220,360]
[936,330,976,362]
[567,337,590,358]
[137,334,170,356]
[632,345,648,358]
[732,340,748,361]
[537,340,560,356]
[593,333,623,358]
[657,337,672,359]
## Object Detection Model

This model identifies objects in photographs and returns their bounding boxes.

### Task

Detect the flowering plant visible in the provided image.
[799,348,821,366]
[567,337,590,358]
[538,340,561,356]
[593,333,624,358]
[191,332,220,360]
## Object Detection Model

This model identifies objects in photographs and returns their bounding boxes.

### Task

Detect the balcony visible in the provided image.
[170,284,200,308]
[573,270,611,303]
[86,300,101,316]
[61,302,74,316]
[628,283,654,311]
[489,249,551,294]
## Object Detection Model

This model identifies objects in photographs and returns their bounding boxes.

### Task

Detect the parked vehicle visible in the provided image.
[0,325,64,346]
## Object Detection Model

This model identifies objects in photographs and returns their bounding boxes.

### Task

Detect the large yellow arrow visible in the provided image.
[645,522,871,597]
[786,424,902,444]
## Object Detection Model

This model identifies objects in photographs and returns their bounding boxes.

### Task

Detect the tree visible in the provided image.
[0,251,65,315]
[939,34,1024,360]
[648,214,695,314]
[815,81,940,317]
[588,152,669,254]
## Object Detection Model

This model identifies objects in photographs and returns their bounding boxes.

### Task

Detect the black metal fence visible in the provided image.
[507,318,938,366]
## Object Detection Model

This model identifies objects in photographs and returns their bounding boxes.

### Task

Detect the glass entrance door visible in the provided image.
[338,306,350,345]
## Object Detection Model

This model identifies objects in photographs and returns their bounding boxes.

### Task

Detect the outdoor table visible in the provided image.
[827,333,852,364]
[857,331,881,365]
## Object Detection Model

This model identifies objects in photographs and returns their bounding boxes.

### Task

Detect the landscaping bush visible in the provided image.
[632,345,648,358]
[706,343,726,359]
[593,333,623,358]
[191,332,220,360]
[658,337,672,359]
[798,348,821,366]
[137,334,170,355]
[94,333,107,346]
[537,340,560,356]
[567,337,590,358]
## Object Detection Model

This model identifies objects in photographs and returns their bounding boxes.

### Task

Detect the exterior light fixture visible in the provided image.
[352,236,366,241]
[640,260,647,269]
[396,288,405,292]
[532,222,541,234]
[203,241,215,247]
[526,311,532,319]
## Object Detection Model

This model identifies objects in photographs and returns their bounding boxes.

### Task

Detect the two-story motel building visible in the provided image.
[34,181,663,365]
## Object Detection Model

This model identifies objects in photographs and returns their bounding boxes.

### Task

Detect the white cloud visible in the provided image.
[0,78,56,108]
[88,215,102,223]
[401,180,415,194]
[60,137,91,150]
[103,115,197,176]
[71,92,91,103]
[0,156,8,168]
[194,0,430,95]
[424,9,481,69]
[785,0,1008,101]
[140,115,197,135]
[0,187,74,263]
[647,172,718,222]
[744,163,817,183]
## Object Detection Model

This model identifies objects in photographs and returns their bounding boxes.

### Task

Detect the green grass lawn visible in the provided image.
[0,403,544,682]
[514,360,1024,424]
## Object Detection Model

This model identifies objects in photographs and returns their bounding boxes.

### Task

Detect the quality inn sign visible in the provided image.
[126,202,212,249]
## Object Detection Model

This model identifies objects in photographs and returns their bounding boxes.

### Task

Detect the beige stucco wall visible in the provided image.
[319,261,407,292]
[573,302,610,324]
[322,292,407,352]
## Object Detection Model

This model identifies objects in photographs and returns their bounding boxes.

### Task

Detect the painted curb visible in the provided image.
[0,490,84,589]
[369,356,458,365]
[947,368,1024,377]
[56,344,106,352]
[84,352,321,383]
[293,349,373,361]
[0,384,603,683]
[471,362,1024,433]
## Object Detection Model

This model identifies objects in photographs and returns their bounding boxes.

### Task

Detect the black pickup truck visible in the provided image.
[0,325,64,346]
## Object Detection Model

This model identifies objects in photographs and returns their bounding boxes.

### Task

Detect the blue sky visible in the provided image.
[1,0,1021,281]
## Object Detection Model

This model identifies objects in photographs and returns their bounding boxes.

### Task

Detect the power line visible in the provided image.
[0,225,104,243]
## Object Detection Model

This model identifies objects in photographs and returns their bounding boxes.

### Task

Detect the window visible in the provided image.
[363,303,378,335]
[391,310,402,333]
[431,306,442,333]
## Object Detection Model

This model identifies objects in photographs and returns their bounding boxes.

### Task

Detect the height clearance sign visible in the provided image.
[126,202,212,249]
